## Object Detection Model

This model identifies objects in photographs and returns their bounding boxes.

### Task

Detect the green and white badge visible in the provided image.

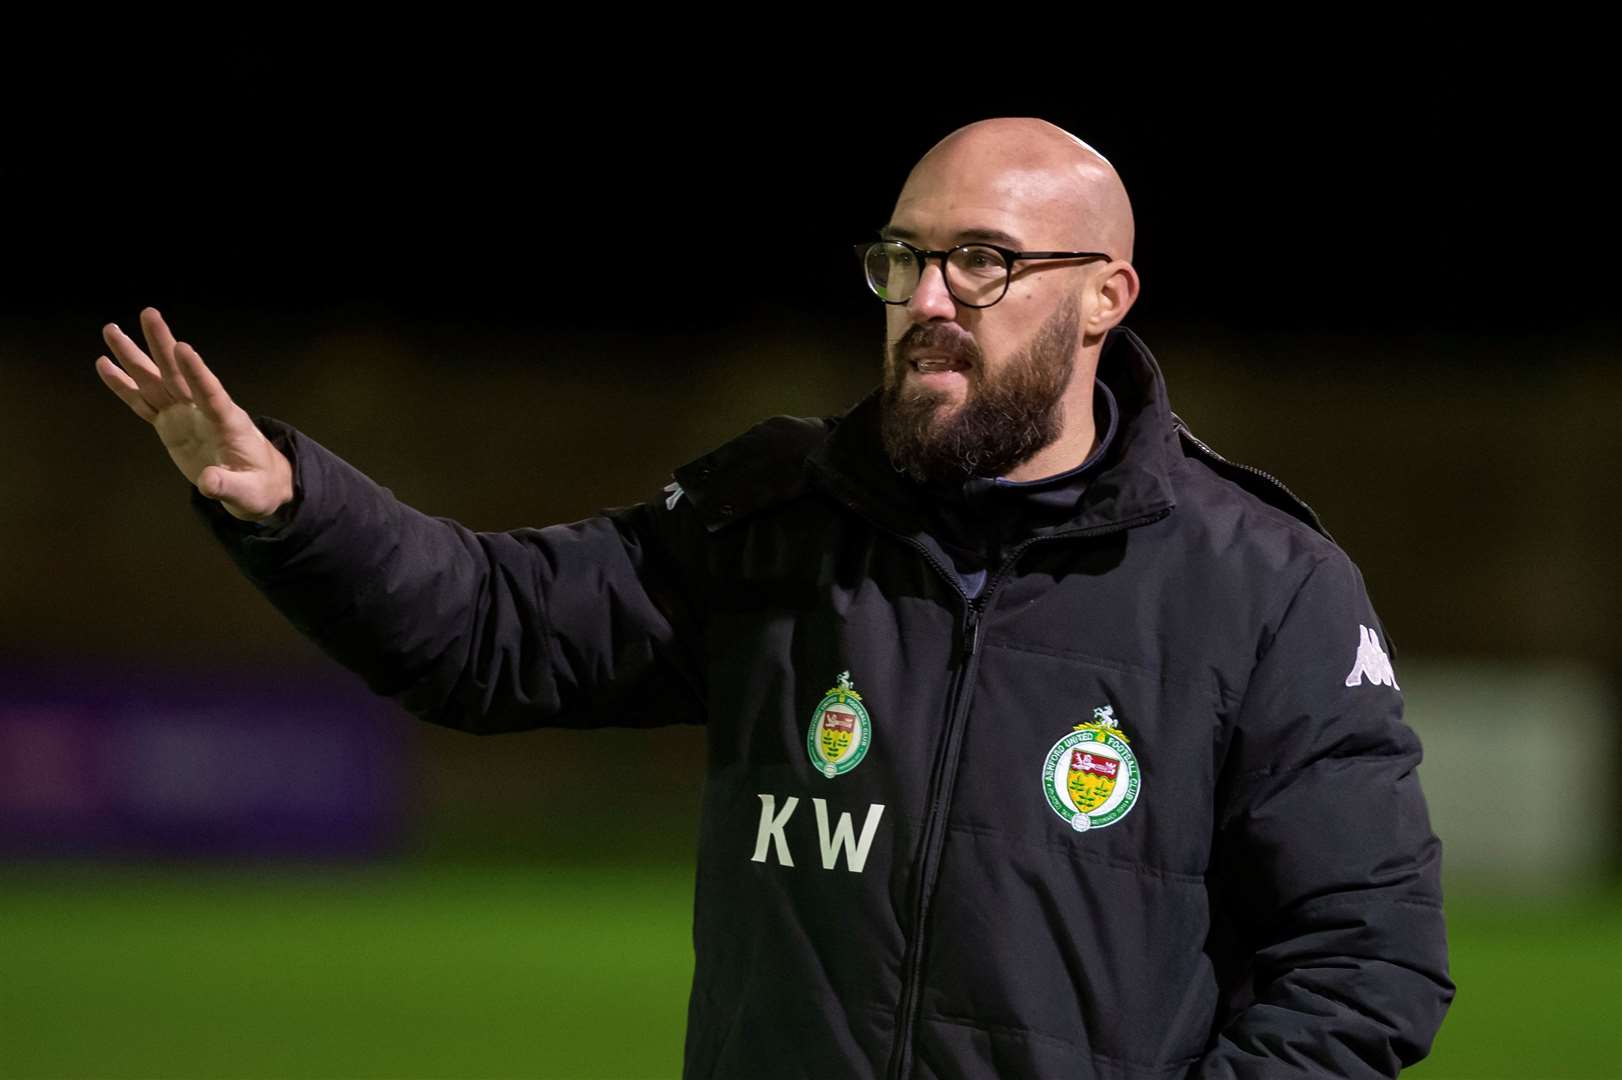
[1042,705,1142,831]
[808,670,872,779]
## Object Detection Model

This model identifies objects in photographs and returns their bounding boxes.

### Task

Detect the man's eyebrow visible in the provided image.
[879,225,1025,248]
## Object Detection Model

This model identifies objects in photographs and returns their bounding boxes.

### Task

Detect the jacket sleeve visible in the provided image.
[190,416,708,734]
[1195,551,1453,1079]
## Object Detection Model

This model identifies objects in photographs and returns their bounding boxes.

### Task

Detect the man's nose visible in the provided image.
[906,259,957,321]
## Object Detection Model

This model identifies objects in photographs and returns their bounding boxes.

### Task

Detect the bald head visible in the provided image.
[897,117,1135,263]
[876,119,1143,484]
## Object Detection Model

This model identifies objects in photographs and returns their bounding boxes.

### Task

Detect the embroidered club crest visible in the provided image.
[807,670,872,779]
[1042,705,1142,832]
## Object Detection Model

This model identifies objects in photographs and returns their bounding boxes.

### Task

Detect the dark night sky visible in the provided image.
[4,59,1612,352]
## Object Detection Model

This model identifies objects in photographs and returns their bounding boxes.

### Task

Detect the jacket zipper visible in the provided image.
[879,506,1173,1080]
[886,584,983,1080]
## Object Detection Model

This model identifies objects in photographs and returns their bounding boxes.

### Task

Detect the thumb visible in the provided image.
[196,464,241,503]
[198,460,288,522]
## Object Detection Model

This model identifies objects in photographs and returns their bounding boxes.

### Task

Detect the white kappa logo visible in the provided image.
[1344,624,1400,690]
[663,480,685,510]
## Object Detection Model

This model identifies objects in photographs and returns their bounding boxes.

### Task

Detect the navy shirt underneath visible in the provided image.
[922,378,1120,600]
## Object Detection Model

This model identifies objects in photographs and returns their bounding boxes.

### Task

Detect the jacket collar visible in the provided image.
[805,325,1179,543]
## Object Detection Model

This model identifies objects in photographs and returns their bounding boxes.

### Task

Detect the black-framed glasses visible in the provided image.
[854,238,1113,308]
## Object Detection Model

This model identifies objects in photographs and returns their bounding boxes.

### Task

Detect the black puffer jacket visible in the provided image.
[193,326,1452,1078]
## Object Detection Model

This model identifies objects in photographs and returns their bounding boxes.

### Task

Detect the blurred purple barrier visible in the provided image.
[0,664,405,859]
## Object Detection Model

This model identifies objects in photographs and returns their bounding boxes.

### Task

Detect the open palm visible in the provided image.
[94,307,293,523]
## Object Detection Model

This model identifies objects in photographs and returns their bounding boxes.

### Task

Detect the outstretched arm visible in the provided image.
[1195,553,1453,1079]
[96,308,706,734]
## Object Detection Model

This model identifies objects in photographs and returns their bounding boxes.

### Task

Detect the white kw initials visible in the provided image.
[1344,624,1400,690]
[749,793,886,873]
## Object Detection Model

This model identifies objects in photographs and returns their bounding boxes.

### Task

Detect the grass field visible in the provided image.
[2,862,1617,1078]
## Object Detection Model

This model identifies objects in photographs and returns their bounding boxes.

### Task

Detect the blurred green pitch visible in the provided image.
[2,863,1618,1079]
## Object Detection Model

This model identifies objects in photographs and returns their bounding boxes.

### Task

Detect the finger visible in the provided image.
[94,355,159,422]
[174,341,234,421]
[139,307,190,403]
[102,321,177,411]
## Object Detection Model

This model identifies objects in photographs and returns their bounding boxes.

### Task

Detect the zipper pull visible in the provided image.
[962,606,981,660]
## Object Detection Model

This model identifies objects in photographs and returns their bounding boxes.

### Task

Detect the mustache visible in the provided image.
[893,323,983,367]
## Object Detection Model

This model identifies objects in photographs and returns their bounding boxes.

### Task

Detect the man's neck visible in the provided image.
[1000,377,1100,483]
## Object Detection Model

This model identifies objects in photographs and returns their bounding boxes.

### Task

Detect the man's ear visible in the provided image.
[1086,262,1141,335]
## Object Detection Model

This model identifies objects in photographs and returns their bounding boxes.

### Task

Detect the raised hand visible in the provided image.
[95,307,295,523]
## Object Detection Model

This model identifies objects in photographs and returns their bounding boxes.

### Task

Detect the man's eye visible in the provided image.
[957,249,1003,274]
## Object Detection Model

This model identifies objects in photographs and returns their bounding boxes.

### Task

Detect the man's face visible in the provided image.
[880,294,1079,487]
[877,145,1096,487]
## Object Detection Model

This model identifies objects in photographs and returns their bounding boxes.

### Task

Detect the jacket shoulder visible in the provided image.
[669,412,836,531]
[1170,413,1335,544]
[1166,420,1404,667]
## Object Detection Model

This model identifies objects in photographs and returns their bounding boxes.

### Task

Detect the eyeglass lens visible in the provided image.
[864,242,1009,306]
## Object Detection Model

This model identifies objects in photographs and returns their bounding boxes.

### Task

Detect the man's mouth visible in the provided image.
[907,351,971,373]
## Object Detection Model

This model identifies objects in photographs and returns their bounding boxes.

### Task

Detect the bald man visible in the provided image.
[99,118,1451,1078]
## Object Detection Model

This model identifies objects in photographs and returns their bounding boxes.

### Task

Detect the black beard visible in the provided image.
[879,295,1080,488]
